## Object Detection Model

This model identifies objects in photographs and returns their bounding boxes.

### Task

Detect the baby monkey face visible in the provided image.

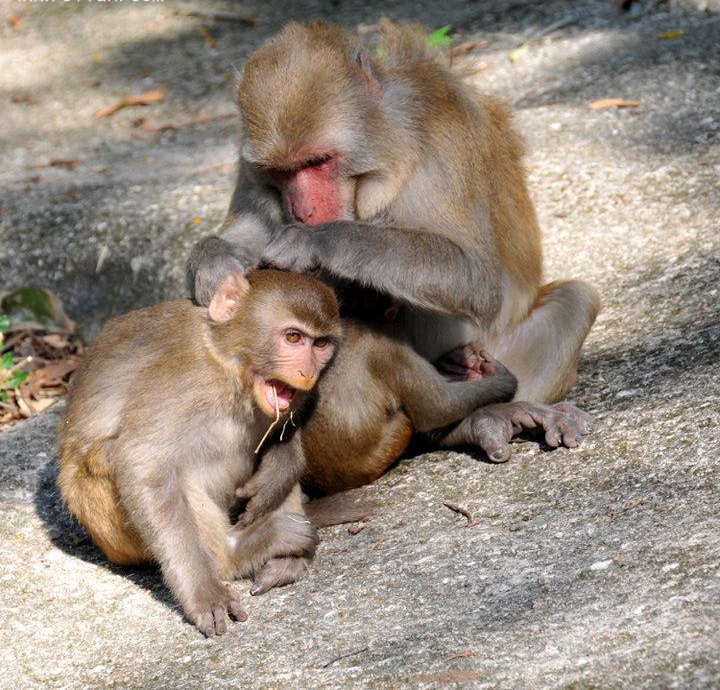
[251,325,336,417]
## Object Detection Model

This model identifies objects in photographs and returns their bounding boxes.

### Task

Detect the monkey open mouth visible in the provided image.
[264,379,296,413]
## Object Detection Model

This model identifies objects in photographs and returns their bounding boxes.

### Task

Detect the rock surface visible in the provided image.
[1,1,719,688]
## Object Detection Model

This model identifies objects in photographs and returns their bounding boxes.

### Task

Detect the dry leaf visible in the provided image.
[448,650,478,661]
[41,334,69,350]
[11,94,37,105]
[50,158,81,170]
[132,117,177,133]
[202,26,217,48]
[657,30,684,40]
[95,88,166,119]
[64,184,77,201]
[451,39,487,58]
[7,14,21,29]
[588,98,641,110]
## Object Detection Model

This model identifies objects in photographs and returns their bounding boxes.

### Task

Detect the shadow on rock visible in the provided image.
[33,455,178,614]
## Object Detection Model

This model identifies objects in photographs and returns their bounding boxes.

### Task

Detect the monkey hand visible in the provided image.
[187,236,253,306]
[234,479,287,529]
[260,224,323,273]
[436,344,501,382]
[443,401,595,463]
[186,581,248,637]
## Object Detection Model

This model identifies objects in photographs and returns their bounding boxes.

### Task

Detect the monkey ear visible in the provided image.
[208,272,251,323]
[356,50,383,100]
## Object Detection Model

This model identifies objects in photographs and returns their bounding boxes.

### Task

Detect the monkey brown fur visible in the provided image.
[58,269,340,636]
[188,21,600,493]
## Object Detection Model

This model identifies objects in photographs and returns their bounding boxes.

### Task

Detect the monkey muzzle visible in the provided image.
[263,379,296,413]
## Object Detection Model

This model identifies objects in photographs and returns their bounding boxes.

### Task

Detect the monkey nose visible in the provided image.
[293,206,314,223]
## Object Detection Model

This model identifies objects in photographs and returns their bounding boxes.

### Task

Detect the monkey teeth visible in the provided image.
[264,380,295,412]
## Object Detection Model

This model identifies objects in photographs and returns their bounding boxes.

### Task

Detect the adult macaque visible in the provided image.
[188,21,600,492]
[58,269,341,636]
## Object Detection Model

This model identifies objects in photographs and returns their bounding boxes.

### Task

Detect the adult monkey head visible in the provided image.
[188,21,600,473]
[237,23,398,227]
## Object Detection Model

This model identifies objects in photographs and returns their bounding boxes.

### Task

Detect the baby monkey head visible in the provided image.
[208,268,341,418]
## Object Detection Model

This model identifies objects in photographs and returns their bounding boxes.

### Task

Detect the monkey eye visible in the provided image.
[285,330,302,344]
[314,337,331,350]
[304,154,332,168]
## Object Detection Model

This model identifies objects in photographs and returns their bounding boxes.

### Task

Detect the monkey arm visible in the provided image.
[383,346,518,433]
[234,432,306,529]
[115,454,245,635]
[261,222,501,323]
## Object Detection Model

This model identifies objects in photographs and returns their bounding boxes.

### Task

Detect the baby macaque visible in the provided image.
[300,319,518,495]
[57,269,340,636]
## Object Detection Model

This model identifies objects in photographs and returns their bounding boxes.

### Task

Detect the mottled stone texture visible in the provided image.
[1,1,719,688]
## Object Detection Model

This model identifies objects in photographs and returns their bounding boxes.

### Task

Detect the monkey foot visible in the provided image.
[441,401,594,462]
[250,557,310,596]
[435,344,497,381]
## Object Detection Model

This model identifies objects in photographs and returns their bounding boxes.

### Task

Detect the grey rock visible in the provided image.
[1,1,719,688]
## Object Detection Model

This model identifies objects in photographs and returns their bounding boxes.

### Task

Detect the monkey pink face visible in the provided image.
[252,326,336,417]
[267,154,347,225]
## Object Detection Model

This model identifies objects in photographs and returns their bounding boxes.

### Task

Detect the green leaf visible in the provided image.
[1,352,13,369]
[426,24,453,47]
[4,370,28,389]
[0,314,8,333]
[375,44,386,58]
[0,390,7,403]
[1,286,58,330]
[509,43,529,63]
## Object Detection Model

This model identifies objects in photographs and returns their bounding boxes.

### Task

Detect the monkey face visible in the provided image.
[250,326,337,418]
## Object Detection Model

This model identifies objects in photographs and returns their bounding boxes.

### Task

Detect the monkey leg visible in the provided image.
[435,280,600,461]
[227,485,318,592]
[57,438,150,566]
[488,279,601,403]
[303,411,413,494]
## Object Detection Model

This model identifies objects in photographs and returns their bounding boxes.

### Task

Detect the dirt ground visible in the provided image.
[1,1,719,688]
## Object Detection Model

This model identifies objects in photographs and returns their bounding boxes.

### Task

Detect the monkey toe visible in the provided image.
[250,557,309,596]
[190,584,247,636]
[552,402,594,435]
[470,415,514,463]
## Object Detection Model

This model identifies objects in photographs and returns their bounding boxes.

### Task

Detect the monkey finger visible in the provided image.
[235,510,256,530]
[212,606,228,636]
[222,583,248,622]
[437,361,475,379]
[471,418,513,463]
[235,485,256,500]
[552,402,595,434]
[227,599,248,622]
[195,611,218,638]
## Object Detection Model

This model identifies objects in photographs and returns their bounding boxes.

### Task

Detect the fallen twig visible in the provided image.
[175,6,257,26]
[443,501,481,528]
[322,646,369,668]
[369,535,385,550]
[509,14,579,62]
